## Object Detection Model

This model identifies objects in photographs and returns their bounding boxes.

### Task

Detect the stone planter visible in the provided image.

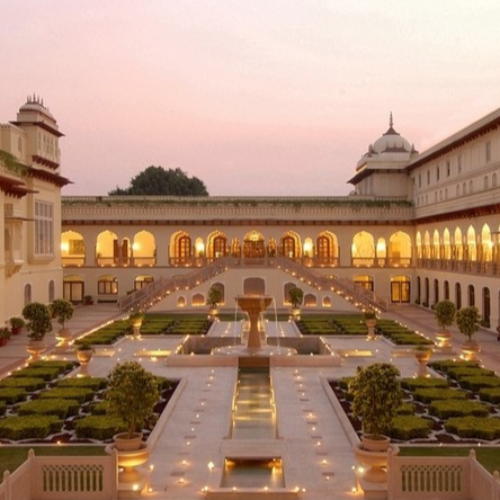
[26,339,46,360]
[114,432,144,451]
[56,328,72,350]
[461,339,481,361]
[414,348,432,376]
[436,330,452,350]
[131,319,143,339]
[354,437,391,483]
[291,308,301,321]
[77,348,93,375]
[366,319,377,340]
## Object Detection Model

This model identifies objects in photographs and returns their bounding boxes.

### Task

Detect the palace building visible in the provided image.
[1,99,500,329]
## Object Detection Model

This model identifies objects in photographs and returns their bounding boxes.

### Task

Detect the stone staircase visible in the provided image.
[118,256,388,313]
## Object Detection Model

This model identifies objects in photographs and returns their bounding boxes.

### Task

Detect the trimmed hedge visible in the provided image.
[480,388,500,404]
[390,415,433,440]
[401,378,448,391]
[56,377,107,391]
[459,376,500,392]
[18,398,80,419]
[0,415,62,440]
[445,417,500,440]
[0,388,27,404]
[11,367,61,381]
[0,401,6,415]
[39,387,95,404]
[429,359,479,373]
[30,360,76,374]
[75,415,126,440]
[413,388,468,404]
[0,377,46,392]
[447,367,495,381]
[90,401,109,415]
[396,402,416,415]
[429,400,490,419]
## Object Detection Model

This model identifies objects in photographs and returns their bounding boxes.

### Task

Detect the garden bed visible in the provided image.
[0,360,178,444]
[330,359,500,444]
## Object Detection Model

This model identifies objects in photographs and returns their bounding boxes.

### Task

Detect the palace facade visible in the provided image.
[1,99,499,330]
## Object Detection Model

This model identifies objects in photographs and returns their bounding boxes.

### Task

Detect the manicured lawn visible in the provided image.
[399,446,500,474]
[0,446,106,475]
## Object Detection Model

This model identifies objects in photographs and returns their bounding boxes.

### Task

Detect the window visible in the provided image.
[457,155,462,173]
[436,166,440,181]
[98,276,118,295]
[69,239,85,255]
[34,200,54,256]
[486,141,492,163]
[418,174,421,188]
[446,161,451,177]
[427,170,430,185]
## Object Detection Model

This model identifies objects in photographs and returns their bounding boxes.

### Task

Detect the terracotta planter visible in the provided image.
[414,348,432,364]
[77,348,93,365]
[461,339,481,361]
[114,432,143,451]
[0,338,8,347]
[11,327,21,335]
[436,330,452,350]
[26,339,46,359]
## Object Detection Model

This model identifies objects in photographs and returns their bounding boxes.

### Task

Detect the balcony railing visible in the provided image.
[417,258,500,276]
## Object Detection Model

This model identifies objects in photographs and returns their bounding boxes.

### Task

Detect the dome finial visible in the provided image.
[389,111,393,129]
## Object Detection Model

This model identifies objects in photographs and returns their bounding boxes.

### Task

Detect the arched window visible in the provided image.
[284,282,297,305]
[191,294,205,307]
[433,279,439,305]
[61,230,85,267]
[132,230,156,266]
[48,280,55,302]
[322,297,331,308]
[391,276,410,303]
[455,283,462,310]
[304,294,317,307]
[424,278,429,306]
[243,277,266,295]
[352,232,375,267]
[24,284,32,306]
[468,285,475,307]
[483,287,491,327]
[444,281,450,300]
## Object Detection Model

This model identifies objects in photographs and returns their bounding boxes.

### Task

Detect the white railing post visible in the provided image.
[3,470,10,500]
[28,448,35,500]
[493,471,500,500]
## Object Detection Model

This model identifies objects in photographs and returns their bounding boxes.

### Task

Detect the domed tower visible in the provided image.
[348,113,418,198]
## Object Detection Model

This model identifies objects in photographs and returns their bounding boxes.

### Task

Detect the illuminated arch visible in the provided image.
[192,293,205,307]
[316,231,339,263]
[352,231,375,267]
[304,294,317,307]
[432,230,440,260]
[443,229,451,260]
[467,225,476,261]
[243,231,265,258]
[481,224,492,262]
[416,232,422,259]
[454,227,463,260]
[96,230,118,266]
[61,230,85,266]
[388,231,411,266]
[423,231,430,259]
[207,230,228,260]
[170,231,192,262]
[133,230,155,266]
[279,231,302,258]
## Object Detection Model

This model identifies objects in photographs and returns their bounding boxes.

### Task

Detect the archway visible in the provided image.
[388,231,411,266]
[316,231,339,265]
[243,277,266,295]
[352,231,375,267]
[243,231,265,259]
[279,231,301,259]
[132,231,156,266]
[391,276,410,303]
[61,230,85,266]
[96,230,117,266]
[483,287,491,327]
[207,231,228,260]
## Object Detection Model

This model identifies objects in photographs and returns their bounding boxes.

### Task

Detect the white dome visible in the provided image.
[19,96,55,121]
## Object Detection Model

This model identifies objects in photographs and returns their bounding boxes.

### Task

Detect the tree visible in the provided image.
[456,306,481,340]
[109,166,209,196]
[206,285,223,308]
[287,287,304,309]
[22,302,52,341]
[434,300,456,331]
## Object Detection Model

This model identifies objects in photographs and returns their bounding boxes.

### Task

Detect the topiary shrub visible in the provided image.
[428,359,479,373]
[458,376,500,392]
[0,387,27,404]
[30,360,76,374]
[22,302,52,341]
[479,388,500,404]
[51,298,74,329]
[445,417,500,440]
[18,398,80,419]
[456,306,481,341]
[429,400,489,419]
[412,388,467,404]
[401,377,449,391]
[396,402,416,415]
[0,415,62,440]
[0,377,46,392]
[75,415,127,440]
[11,367,61,381]
[446,366,495,381]
[434,300,456,330]
[90,401,109,415]
[390,415,433,440]
[39,387,95,403]
[349,363,403,438]
[56,377,107,391]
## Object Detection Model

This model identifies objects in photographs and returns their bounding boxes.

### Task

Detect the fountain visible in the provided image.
[211,295,297,362]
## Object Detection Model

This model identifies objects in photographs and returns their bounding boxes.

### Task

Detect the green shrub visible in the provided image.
[390,415,433,440]
[447,367,495,381]
[480,388,500,404]
[0,377,46,392]
[0,388,28,404]
[0,401,6,415]
[413,388,467,404]
[338,377,354,391]
[459,376,500,392]
[75,415,126,440]
[18,398,80,419]
[56,377,107,391]
[396,402,416,415]
[90,401,109,415]
[0,415,62,440]
[154,376,172,391]
[39,387,94,403]
[428,359,479,373]
[401,378,448,391]
[30,360,76,373]
[390,334,433,346]
[445,417,500,440]
[429,400,490,419]
[11,367,60,381]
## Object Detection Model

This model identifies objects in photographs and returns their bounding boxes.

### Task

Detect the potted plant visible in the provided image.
[288,286,304,320]
[76,342,94,374]
[84,295,94,306]
[434,300,456,349]
[51,299,74,347]
[22,302,52,359]
[9,317,25,335]
[456,306,481,360]
[129,311,145,339]
[206,285,223,320]
[414,345,433,375]
[0,328,11,346]
[106,361,159,451]
[364,310,377,340]
[349,362,402,483]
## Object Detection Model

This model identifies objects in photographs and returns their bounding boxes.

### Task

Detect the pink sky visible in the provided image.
[1,1,500,196]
